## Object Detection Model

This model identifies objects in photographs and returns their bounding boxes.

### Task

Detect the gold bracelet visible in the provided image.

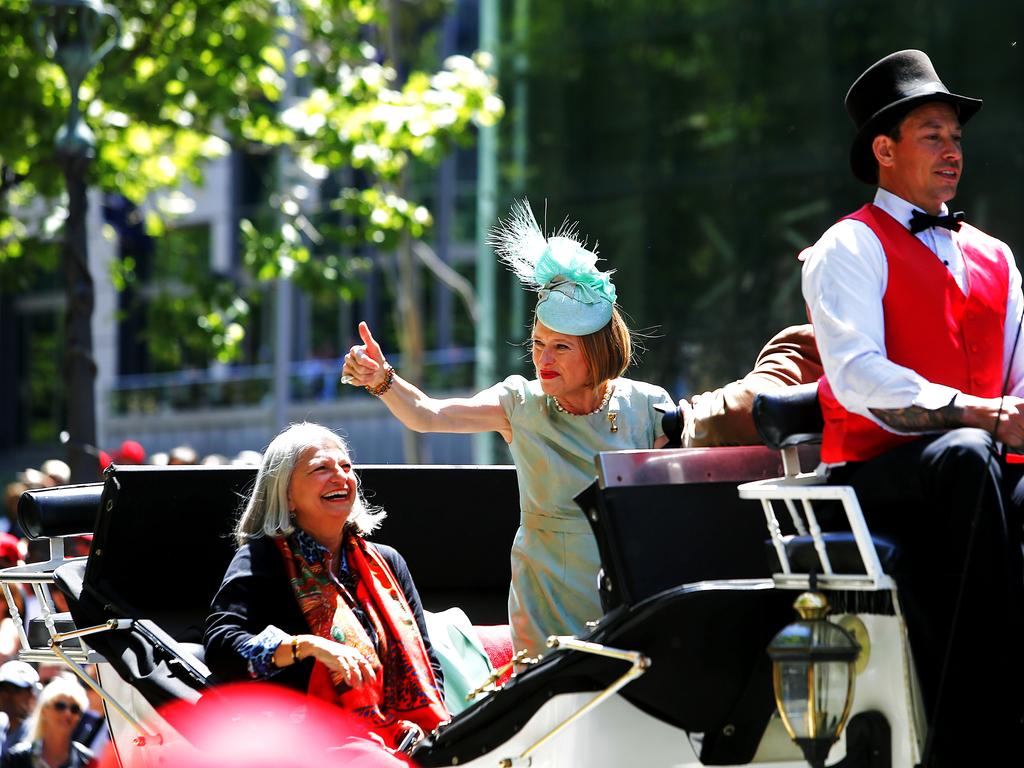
[291,636,300,664]
[365,363,395,397]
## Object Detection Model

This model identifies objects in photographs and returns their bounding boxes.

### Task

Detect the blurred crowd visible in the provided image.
[0,439,265,766]
[1,440,263,656]
[96,439,264,472]
[0,660,106,766]
[4,440,262,535]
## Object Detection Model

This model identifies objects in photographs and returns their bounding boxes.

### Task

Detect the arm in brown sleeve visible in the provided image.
[686,324,822,447]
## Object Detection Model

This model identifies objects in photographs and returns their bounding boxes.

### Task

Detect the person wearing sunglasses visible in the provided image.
[3,676,92,768]
[341,200,674,659]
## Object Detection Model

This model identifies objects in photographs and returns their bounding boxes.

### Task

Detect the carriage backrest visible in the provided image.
[82,464,521,645]
[585,445,819,609]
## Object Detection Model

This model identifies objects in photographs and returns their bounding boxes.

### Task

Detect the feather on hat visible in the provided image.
[490,199,616,336]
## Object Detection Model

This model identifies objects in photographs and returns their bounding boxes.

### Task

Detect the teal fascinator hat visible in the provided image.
[490,199,616,336]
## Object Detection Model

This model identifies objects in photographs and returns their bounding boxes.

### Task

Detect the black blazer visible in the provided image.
[203,535,442,691]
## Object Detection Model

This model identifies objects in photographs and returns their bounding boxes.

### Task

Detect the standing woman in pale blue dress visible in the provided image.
[341,200,673,658]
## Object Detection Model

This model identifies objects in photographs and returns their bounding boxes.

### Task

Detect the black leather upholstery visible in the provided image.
[27,612,80,649]
[752,383,824,450]
[17,483,102,540]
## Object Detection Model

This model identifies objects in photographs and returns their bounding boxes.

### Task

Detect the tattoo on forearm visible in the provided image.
[869,401,962,433]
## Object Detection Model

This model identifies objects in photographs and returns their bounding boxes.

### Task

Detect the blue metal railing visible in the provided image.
[108,348,476,415]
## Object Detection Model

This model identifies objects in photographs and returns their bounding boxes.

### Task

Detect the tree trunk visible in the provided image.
[395,229,424,463]
[59,148,98,482]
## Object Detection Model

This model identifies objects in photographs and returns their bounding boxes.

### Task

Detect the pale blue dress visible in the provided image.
[494,375,674,657]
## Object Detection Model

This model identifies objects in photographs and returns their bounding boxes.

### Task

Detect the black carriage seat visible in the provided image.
[57,464,520,718]
[748,383,899,581]
[751,382,825,454]
[557,431,826,764]
[416,582,795,767]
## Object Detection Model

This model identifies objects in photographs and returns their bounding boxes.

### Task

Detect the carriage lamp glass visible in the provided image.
[767,591,859,768]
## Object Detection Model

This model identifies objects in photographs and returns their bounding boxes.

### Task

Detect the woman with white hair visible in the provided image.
[3,676,91,768]
[203,422,447,752]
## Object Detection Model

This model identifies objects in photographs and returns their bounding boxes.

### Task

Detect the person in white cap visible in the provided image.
[341,199,674,658]
[39,461,71,487]
[0,660,40,759]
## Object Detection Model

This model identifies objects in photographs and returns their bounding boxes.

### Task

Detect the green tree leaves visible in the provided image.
[0,0,502,365]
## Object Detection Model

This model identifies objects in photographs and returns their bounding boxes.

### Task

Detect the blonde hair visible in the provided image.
[234,422,384,546]
[26,676,88,741]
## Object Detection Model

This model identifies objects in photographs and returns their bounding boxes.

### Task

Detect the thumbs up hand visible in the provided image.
[341,321,389,389]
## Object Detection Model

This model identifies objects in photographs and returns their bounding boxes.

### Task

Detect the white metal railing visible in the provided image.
[738,448,893,592]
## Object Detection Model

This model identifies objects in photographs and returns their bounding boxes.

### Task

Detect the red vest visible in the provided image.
[819,204,1009,463]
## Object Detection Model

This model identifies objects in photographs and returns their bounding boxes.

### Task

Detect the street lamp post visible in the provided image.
[32,0,119,482]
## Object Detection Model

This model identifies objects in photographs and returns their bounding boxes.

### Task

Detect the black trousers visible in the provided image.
[828,428,1024,767]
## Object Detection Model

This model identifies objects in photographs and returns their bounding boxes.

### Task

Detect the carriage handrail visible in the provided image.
[495,636,650,767]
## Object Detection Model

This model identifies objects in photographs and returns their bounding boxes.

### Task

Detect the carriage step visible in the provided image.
[27,613,81,650]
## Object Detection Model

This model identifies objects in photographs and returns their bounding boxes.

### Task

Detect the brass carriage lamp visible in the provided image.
[767,591,859,768]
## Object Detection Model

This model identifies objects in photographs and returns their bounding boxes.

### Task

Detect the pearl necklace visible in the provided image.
[552,383,614,416]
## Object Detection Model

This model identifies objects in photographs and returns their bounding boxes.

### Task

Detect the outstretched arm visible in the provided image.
[342,321,512,441]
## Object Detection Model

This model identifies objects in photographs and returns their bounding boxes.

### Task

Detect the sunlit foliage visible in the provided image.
[0,0,502,362]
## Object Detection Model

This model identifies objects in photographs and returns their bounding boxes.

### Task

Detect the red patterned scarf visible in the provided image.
[275,533,449,748]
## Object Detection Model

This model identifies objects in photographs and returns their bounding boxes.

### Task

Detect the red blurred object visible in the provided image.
[475,624,514,685]
[0,532,22,566]
[115,440,146,465]
[64,534,93,558]
[98,451,113,471]
[99,683,414,768]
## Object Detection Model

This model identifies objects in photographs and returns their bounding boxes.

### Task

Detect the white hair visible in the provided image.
[27,676,89,741]
[234,422,384,546]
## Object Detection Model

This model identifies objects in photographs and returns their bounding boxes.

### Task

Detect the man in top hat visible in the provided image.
[801,50,1024,764]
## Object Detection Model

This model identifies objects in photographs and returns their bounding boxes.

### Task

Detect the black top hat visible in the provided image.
[845,49,982,184]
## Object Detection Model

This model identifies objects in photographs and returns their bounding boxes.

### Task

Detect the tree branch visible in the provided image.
[411,239,478,323]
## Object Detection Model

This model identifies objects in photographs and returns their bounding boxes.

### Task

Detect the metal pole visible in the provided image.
[271,277,292,433]
[473,0,499,464]
[507,0,529,372]
[271,0,296,435]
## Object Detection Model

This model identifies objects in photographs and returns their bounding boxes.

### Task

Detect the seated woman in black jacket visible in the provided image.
[204,422,448,750]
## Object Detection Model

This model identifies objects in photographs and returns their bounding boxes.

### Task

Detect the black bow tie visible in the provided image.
[909,209,965,234]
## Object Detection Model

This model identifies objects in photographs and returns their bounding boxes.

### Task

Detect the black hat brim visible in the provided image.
[849,91,982,184]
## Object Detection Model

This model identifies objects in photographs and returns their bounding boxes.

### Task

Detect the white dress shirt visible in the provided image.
[801,188,1024,430]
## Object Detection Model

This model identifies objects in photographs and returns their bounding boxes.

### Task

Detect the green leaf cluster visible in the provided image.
[0,0,502,364]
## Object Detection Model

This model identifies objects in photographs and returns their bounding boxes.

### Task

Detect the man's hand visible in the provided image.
[962,395,1024,448]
